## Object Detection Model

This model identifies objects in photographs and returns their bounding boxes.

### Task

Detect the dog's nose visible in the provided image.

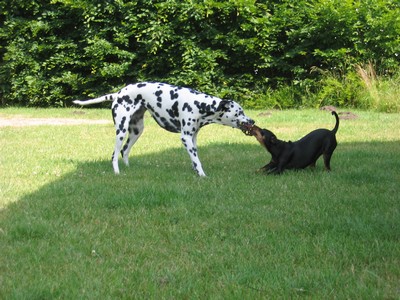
[249,119,255,125]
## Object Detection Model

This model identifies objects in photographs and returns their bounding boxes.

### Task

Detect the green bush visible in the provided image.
[356,63,400,112]
[0,0,399,110]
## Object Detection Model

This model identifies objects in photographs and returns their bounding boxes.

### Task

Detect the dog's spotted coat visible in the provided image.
[74,82,254,176]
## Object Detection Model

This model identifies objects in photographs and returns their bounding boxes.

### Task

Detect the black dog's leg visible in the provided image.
[271,166,284,175]
[274,151,293,174]
[323,141,337,171]
[258,159,286,175]
[323,152,333,171]
[257,160,277,173]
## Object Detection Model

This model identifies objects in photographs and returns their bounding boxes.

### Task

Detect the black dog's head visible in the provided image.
[249,125,277,151]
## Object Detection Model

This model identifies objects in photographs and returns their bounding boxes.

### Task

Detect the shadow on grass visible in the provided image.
[2,139,400,219]
[0,141,399,298]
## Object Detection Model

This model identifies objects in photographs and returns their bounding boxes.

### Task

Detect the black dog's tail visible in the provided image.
[331,111,339,134]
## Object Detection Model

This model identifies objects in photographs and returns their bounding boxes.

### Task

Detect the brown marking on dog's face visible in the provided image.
[250,125,267,149]
[250,126,279,152]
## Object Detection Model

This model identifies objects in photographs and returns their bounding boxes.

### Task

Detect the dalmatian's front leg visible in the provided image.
[181,132,206,176]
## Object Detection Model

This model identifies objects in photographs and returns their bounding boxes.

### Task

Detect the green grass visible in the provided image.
[0,108,399,299]
[0,106,109,120]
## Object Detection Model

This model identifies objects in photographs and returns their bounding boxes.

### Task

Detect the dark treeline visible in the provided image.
[0,0,399,108]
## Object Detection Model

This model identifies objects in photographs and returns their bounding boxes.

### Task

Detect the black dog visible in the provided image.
[250,111,339,174]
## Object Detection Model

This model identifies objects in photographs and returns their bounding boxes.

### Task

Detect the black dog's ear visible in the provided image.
[270,135,277,144]
[216,100,232,112]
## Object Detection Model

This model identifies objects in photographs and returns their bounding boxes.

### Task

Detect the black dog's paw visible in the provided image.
[255,167,266,173]
[255,166,279,175]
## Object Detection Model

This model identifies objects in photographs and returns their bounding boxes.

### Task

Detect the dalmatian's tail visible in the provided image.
[73,93,116,106]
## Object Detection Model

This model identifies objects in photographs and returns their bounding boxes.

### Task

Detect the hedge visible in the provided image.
[0,0,399,108]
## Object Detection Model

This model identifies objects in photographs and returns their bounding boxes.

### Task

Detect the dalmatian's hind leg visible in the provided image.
[112,125,128,175]
[111,103,135,174]
[121,107,146,167]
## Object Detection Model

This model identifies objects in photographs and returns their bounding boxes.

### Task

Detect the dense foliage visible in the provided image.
[0,0,399,109]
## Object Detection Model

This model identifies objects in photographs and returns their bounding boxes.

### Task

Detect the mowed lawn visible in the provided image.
[0,108,399,299]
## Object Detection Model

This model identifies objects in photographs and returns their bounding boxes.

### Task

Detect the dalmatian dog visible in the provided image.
[73,82,254,176]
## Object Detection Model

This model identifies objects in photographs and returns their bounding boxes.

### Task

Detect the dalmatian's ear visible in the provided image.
[217,100,232,112]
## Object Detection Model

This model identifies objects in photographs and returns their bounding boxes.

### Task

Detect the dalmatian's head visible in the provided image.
[217,100,255,133]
